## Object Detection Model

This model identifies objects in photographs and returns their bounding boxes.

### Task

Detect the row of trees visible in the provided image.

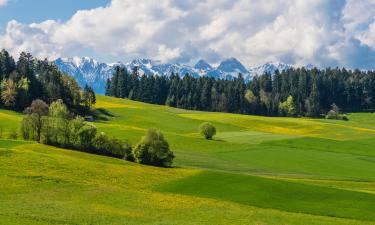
[20,99,174,167]
[106,66,375,117]
[0,50,95,114]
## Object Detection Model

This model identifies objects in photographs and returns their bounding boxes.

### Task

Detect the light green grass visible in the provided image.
[2,140,371,225]
[1,95,375,224]
[92,95,375,181]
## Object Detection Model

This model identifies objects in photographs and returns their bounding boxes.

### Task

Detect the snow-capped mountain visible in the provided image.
[248,62,293,76]
[55,57,114,93]
[54,57,295,94]
[194,59,213,71]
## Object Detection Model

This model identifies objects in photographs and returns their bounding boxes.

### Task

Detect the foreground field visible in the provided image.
[1,140,374,225]
[1,95,375,224]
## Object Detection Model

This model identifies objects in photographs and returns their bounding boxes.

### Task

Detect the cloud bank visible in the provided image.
[1,0,375,69]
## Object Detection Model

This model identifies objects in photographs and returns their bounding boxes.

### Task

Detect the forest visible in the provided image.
[106,66,375,117]
[0,49,95,114]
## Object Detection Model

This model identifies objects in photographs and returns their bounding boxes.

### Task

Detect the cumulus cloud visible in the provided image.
[1,0,375,69]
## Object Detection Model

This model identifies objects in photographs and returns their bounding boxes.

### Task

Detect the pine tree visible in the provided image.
[105,78,111,96]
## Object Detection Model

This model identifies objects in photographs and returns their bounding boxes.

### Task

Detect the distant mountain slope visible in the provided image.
[54,57,295,94]
[55,57,113,94]
[248,62,292,76]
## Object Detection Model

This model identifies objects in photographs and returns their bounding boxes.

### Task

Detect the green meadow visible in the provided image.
[1,95,375,224]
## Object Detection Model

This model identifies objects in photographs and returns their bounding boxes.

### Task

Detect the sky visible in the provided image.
[1,0,375,69]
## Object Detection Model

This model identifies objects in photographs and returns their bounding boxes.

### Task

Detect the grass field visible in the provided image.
[1,95,375,224]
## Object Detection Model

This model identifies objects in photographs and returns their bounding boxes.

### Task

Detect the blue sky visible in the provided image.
[0,0,109,31]
[0,0,375,69]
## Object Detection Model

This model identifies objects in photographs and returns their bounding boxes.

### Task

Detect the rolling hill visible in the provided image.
[1,95,375,224]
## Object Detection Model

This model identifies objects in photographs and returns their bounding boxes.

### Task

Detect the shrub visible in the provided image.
[77,124,97,150]
[325,103,349,121]
[325,110,338,119]
[108,137,133,160]
[341,115,349,121]
[92,132,133,159]
[199,122,216,139]
[133,128,174,167]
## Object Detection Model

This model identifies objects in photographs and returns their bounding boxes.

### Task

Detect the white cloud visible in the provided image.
[155,45,181,63]
[0,0,7,7]
[1,0,375,69]
[342,0,375,51]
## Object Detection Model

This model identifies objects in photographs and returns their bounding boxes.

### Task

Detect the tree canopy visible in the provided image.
[199,122,217,140]
[0,49,95,115]
[106,66,375,118]
[133,128,174,167]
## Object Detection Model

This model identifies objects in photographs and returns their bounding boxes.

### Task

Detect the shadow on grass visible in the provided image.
[91,108,115,121]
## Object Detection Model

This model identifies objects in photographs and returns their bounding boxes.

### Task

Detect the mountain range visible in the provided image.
[54,57,297,94]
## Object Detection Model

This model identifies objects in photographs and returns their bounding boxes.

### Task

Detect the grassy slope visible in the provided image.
[156,170,375,221]
[1,140,373,225]
[1,95,375,224]
[94,96,375,181]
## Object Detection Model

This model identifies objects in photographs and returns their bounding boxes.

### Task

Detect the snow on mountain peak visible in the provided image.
[194,59,213,71]
[249,61,292,76]
[54,56,308,94]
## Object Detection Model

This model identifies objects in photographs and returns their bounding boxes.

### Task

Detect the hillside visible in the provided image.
[1,95,375,224]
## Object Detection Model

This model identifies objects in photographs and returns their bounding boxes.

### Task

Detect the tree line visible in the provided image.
[0,49,175,167]
[106,66,375,117]
[20,98,175,167]
[0,49,95,114]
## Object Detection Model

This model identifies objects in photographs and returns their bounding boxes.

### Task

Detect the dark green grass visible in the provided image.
[156,170,375,221]
[0,139,31,149]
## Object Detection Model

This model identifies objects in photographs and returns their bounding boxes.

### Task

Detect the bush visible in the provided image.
[325,103,349,121]
[133,128,174,167]
[325,110,338,119]
[199,122,216,139]
[77,124,97,150]
[92,132,133,159]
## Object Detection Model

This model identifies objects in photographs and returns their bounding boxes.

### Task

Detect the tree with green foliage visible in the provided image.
[133,128,174,167]
[1,79,17,108]
[105,78,112,96]
[0,50,95,115]
[23,99,49,143]
[93,132,133,159]
[244,89,258,113]
[325,103,348,120]
[77,123,97,150]
[82,85,96,109]
[0,49,16,81]
[279,95,296,116]
[199,122,216,140]
[48,99,70,145]
[68,116,86,147]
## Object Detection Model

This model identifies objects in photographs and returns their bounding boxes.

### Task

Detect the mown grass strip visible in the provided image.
[156,170,375,221]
